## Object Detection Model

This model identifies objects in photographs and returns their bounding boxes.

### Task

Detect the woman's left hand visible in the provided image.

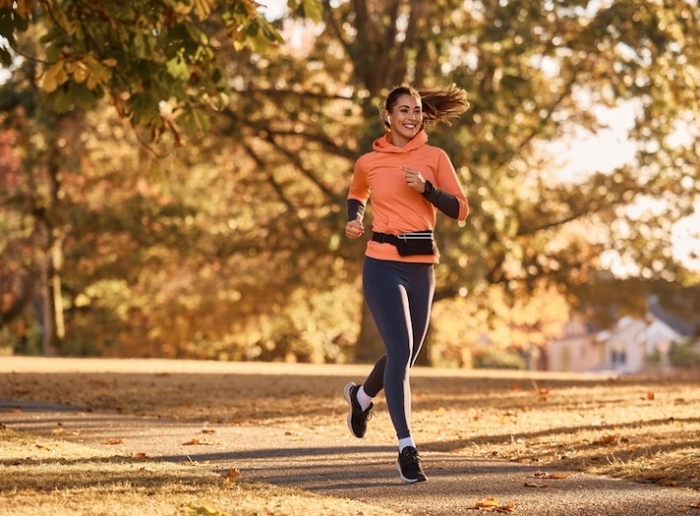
[401,166,426,193]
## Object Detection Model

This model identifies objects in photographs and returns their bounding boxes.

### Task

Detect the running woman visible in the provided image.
[343,84,471,483]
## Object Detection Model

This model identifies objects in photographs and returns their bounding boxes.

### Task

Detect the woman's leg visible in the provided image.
[361,258,434,439]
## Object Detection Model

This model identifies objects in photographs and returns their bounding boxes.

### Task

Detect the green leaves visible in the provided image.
[2,0,323,139]
[293,0,324,23]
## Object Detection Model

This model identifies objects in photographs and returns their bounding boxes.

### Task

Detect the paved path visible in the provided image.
[2,399,699,516]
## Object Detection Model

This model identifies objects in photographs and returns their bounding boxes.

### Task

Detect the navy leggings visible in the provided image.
[361,257,435,439]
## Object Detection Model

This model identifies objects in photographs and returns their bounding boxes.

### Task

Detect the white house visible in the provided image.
[545,294,699,375]
[545,314,606,373]
[597,311,687,374]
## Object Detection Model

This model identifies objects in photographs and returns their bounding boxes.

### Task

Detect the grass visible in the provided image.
[1,358,700,514]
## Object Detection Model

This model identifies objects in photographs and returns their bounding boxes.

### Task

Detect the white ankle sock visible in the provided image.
[356,385,373,411]
[399,437,416,452]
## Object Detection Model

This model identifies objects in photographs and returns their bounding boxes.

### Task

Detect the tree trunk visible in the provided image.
[38,245,58,357]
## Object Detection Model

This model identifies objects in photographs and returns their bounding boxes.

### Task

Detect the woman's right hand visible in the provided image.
[345,219,365,239]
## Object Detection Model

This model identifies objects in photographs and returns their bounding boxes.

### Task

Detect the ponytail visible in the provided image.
[418,84,470,127]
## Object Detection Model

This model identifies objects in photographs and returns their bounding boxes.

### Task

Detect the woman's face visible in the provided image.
[387,94,422,145]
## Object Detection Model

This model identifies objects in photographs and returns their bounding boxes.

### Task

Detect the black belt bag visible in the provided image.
[372,231,436,256]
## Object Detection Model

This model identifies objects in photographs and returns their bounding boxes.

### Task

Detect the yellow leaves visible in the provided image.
[170,0,215,20]
[39,55,117,93]
[474,498,516,512]
[193,0,216,20]
[67,56,113,90]
[39,62,69,93]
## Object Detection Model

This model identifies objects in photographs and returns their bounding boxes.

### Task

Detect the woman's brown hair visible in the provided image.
[383,84,470,129]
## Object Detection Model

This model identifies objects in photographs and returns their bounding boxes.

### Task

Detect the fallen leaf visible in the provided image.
[495,502,516,513]
[222,468,240,479]
[132,452,148,458]
[524,482,550,488]
[221,468,241,485]
[474,499,516,513]
[102,438,124,445]
[201,429,217,434]
[599,434,616,445]
[476,498,499,508]
[690,501,700,509]
[35,444,53,451]
[536,472,568,480]
[435,406,446,416]
[645,392,655,400]
[183,438,216,445]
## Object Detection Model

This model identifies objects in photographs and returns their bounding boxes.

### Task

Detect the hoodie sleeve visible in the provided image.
[347,156,370,221]
[425,150,469,221]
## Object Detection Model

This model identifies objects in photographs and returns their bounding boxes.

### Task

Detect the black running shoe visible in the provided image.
[342,382,373,438]
[395,446,427,483]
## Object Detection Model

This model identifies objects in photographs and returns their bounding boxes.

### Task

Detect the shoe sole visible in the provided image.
[342,382,363,438]
[395,460,428,483]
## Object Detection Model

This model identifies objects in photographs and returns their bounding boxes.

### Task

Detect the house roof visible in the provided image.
[648,295,699,338]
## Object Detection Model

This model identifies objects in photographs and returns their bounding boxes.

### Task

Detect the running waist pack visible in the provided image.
[371,231,436,256]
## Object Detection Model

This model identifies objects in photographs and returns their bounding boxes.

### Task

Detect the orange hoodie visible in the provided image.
[348,130,469,264]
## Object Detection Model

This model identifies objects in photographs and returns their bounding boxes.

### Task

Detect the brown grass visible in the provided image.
[1,358,700,514]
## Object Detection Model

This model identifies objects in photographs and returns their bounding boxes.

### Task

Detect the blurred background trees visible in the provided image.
[1,0,698,366]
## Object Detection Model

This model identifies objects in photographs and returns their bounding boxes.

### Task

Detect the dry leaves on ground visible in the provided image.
[474,498,516,513]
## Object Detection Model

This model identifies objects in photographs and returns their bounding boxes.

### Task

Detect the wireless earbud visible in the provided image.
[387,116,391,124]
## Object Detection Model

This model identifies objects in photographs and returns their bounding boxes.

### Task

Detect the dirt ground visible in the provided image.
[2,357,699,491]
